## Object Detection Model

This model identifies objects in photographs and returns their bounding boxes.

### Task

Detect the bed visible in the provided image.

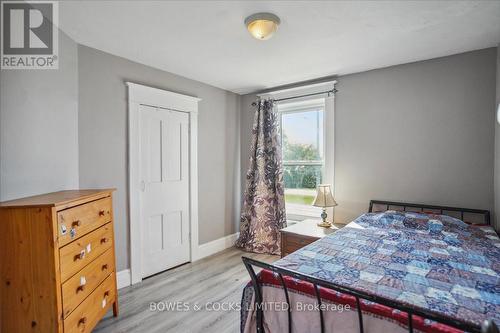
[240,200,499,333]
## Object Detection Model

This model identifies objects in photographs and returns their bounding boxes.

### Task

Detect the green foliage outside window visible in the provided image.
[282,134,321,161]
[282,134,322,189]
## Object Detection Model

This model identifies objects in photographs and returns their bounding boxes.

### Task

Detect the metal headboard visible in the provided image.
[369,200,491,225]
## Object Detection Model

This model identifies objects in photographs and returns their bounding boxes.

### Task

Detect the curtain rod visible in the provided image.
[251,88,338,106]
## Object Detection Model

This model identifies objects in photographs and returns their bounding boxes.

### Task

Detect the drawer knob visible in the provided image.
[72,220,81,227]
[78,317,87,326]
[102,264,108,271]
[74,250,85,261]
[77,285,85,292]
[79,276,87,286]
[101,238,109,244]
[99,210,106,216]
[104,290,110,297]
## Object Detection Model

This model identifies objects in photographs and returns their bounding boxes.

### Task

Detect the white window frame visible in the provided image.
[259,81,336,222]
[278,99,325,220]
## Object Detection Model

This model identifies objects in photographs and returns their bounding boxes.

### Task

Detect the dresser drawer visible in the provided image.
[58,197,112,247]
[281,232,318,257]
[60,223,113,282]
[284,233,317,247]
[61,248,115,318]
[283,242,305,256]
[63,274,116,333]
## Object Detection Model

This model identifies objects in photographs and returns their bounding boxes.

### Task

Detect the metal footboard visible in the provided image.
[242,256,498,333]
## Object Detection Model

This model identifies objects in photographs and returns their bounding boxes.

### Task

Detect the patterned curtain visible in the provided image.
[236,99,286,255]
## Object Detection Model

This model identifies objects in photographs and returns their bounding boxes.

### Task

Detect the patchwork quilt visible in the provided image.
[272,211,500,328]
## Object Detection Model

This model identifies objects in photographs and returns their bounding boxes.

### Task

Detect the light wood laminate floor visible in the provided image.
[95,247,277,333]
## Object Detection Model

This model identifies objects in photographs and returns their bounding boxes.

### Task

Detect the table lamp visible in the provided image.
[312,184,337,228]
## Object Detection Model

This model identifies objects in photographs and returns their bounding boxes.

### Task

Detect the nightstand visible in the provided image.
[280,219,345,257]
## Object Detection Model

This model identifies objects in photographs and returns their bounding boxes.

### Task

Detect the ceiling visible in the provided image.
[59,1,500,95]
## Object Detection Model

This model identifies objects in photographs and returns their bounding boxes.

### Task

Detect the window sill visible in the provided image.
[285,203,321,221]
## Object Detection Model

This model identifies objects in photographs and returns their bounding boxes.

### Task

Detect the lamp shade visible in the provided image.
[312,184,337,208]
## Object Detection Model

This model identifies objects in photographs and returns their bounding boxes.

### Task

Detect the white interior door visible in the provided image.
[139,105,190,278]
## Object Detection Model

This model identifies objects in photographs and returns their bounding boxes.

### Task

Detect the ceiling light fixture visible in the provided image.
[245,12,280,40]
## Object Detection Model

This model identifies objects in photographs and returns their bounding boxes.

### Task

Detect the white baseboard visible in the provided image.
[119,232,239,288]
[193,232,240,261]
[116,269,131,289]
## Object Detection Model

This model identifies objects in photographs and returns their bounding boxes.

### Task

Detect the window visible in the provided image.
[279,99,326,220]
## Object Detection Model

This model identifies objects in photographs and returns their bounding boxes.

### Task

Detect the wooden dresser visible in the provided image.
[280,219,345,257]
[0,189,118,333]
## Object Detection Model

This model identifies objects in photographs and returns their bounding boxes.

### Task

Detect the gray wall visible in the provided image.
[0,30,79,201]
[495,45,500,230]
[78,45,240,271]
[241,48,497,226]
[240,94,257,200]
[334,48,496,224]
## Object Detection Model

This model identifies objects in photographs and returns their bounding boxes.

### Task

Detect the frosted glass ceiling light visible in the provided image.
[245,13,280,40]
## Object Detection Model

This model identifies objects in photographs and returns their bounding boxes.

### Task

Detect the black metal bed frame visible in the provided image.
[242,200,498,333]
[368,200,491,226]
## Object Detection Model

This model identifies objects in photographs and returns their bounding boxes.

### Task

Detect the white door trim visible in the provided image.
[127,82,201,285]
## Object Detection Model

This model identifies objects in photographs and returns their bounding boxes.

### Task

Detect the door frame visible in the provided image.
[126,82,201,284]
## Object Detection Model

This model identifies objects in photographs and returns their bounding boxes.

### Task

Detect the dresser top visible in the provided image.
[0,189,115,209]
[280,219,346,239]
